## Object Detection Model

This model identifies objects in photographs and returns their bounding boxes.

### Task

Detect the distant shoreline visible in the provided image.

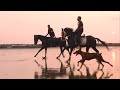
[0,43,120,49]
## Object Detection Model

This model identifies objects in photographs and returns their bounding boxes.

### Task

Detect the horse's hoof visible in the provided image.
[56,57,59,59]
[86,67,89,69]
[42,57,46,59]
[97,68,99,71]
[66,60,69,63]
[99,69,103,71]
[67,64,70,67]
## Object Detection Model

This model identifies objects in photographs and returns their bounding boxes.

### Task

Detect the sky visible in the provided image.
[0,11,119,44]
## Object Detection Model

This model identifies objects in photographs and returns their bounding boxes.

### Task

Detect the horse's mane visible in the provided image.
[64,27,74,32]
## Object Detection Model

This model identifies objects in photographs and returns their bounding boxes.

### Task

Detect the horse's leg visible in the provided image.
[60,47,65,58]
[79,60,85,69]
[99,61,104,70]
[86,66,91,78]
[102,59,113,67]
[86,46,90,53]
[83,64,88,68]
[66,46,70,54]
[97,61,101,70]
[43,47,47,59]
[62,48,66,58]
[66,47,73,63]
[45,56,47,70]
[77,59,82,66]
[62,46,70,57]
[34,46,44,57]
[57,47,66,59]
[99,55,113,67]
[92,46,99,53]
[99,69,104,79]
[78,59,85,71]
[69,48,74,60]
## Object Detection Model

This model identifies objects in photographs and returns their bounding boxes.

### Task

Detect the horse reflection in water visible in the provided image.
[34,58,67,79]
[68,64,113,79]
[34,58,113,79]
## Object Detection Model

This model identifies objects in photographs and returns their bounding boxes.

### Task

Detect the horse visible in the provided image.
[34,35,68,59]
[61,27,109,62]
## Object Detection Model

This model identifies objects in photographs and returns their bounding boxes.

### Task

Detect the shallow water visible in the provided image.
[0,46,119,79]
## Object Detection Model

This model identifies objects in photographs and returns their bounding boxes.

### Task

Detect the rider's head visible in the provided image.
[77,16,81,21]
[48,25,50,28]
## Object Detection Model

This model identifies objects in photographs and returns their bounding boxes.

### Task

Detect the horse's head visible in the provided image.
[34,35,39,45]
[73,49,82,56]
[63,27,74,37]
[34,35,46,45]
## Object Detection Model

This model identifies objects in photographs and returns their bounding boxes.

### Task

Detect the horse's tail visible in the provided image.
[95,38,109,51]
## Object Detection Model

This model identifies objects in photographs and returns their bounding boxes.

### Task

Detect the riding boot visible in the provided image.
[74,35,78,46]
[77,37,80,46]
[79,38,81,46]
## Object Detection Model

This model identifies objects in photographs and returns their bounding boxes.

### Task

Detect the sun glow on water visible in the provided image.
[112,51,115,63]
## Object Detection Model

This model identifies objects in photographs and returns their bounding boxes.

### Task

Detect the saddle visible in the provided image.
[80,35,87,46]
[75,34,86,46]
[61,37,65,41]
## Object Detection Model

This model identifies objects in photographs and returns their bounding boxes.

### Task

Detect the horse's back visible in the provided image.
[86,35,95,38]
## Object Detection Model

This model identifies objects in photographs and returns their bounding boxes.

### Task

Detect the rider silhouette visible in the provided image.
[74,16,84,45]
[61,28,65,40]
[46,25,56,38]
[61,28,69,46]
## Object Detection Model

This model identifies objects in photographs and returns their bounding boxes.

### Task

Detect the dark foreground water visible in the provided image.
[0,46,119,79]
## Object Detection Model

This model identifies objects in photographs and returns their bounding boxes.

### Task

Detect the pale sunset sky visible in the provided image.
[0,11,119,44]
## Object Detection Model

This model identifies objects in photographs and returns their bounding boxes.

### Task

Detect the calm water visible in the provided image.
[0,46,119,79]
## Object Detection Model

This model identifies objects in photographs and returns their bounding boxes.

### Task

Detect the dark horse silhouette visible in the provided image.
[34,35,68,59]
[61,28,109,62]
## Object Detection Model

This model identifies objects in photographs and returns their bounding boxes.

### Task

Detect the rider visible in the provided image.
[61,28,66,40]
[46,25,56,38]
[74,16,84,45]
[61,28,69,46]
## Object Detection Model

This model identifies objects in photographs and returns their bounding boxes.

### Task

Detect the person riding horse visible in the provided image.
[61,28,66,40]
[74,16,84,46]
[46,25,56,38]
[61,28,69,46]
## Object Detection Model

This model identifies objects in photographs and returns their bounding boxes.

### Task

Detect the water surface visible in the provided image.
[0,46,119,79]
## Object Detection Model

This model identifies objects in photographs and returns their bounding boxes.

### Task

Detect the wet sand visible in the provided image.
[0,47,119,79]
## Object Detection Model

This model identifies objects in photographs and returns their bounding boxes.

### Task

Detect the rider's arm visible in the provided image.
[45,33,48,36]
[45,29,49,36]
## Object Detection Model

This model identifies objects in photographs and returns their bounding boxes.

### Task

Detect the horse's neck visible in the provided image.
[39,35,46,41]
